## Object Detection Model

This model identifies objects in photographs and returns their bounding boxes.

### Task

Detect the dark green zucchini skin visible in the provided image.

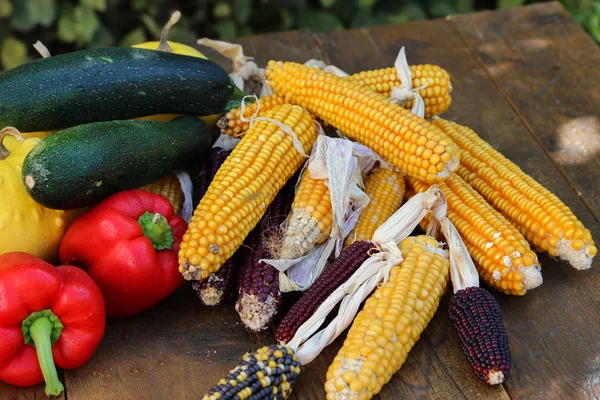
[0,47,244,132]
[22,116,212,210]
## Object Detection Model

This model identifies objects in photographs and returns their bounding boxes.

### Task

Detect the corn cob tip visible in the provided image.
[236,294,279,332]
[520,265,543,291]
[436,152,460,180]
[192,281,224,306]
[180,262,208,281]
[558,238,596,270]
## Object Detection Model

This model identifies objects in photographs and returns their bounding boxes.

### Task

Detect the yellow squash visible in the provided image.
[132,11,220,128]
[0,127,76,261]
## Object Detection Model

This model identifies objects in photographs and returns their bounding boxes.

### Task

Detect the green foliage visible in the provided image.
[0,0,597,70]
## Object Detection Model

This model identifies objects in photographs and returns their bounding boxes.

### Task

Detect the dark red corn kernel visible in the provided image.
[193,147,231,205]
[192,255,239,306]
[449,286,511,385]
[275,240,377,344]
[235,177,296,332]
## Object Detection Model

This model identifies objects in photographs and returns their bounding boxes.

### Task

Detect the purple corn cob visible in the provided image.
[449,286,511,385]
[235,177,296,332]
[193,146,231,204]
[192,255,239,306]
[275,240,377,344]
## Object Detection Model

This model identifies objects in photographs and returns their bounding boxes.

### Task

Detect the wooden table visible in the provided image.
[3,2,599,399]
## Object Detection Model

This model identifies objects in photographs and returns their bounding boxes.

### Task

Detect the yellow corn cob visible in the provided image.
[142,174,184,214]
[280,170,333,259]
[219,64,452,136]
[265,61,460,184]
[346,64,452,118]
[325,235,450,399]
[218,93,288,137]
[408,174,543,295]
[178,104,318,281]
[432,118,597,270]
[344,168,406,248]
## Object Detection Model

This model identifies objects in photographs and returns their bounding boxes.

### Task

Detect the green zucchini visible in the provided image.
[0,47,246,132]
[22,117,212,210]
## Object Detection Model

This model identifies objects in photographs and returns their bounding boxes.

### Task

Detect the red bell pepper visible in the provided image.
[0,252,105,396]
[59,189,186,317]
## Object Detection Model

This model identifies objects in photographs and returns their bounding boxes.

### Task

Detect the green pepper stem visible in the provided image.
[138,211,174,250]
[29,317,65,397]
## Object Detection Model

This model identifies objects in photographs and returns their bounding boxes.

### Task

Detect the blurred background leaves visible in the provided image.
[0,0,598,70]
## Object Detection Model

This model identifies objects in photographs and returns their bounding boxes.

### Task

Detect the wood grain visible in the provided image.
[0,380,65,400]
[450,2,600,222]
[63,284,273,400]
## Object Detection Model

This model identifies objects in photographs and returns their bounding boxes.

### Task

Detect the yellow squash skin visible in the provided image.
[0,132,76,261]
[132,41,207,59]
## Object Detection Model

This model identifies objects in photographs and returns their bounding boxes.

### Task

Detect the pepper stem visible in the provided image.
[158,11,181,52]
[138,211,174,250]
[22,310,64,397]
[0,126,24,160]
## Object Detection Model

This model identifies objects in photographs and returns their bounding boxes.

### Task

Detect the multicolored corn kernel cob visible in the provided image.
[449,286,511,385]
[408,174,543,296]
[344,168,406,248]
[218,93,288,137]
[179,104,318,281]
[325,235,450,399]
[192,255,239,306]
[202,345,302,400]
[193,147,232,205]
[265,61,460,184]
[280,170,333,259]
[219,64,452,136]
[276,240,377,344]
[432,118,597,270]
[142,174,184,214]
[236,178,296,331]
[346,64,452,118]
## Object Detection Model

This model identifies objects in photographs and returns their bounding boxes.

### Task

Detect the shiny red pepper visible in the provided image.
[59,189,186,317]
[0,252,105,396]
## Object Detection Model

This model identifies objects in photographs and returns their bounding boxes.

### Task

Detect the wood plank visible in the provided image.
[450,2,600,221]
[64,284,273,399]
[317,15,600,400]
[0,380,65,400]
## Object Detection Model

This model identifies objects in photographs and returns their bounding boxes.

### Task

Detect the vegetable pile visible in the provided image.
[0,11,596,400]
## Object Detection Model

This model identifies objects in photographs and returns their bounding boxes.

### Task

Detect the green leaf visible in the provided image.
[280,8,295,30]
[131,0,148,12]
[36,0,56,27]
[120,28,147,47]
[358,0,377,10]
[141,13,161,39]
[297,10,343,33]
[73,5,100,46]
[10,0,36,32]
[234,0,251,23]
[429,1,456,17]
[90,23,114,48]
[80,0,106,12]
[213,19,237,39]
[214,2,232,19]
[498,0,524,9]
[320,0,336,8]
[0,0,13,18]
[1,36,28,70]
[57,9,75,43]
